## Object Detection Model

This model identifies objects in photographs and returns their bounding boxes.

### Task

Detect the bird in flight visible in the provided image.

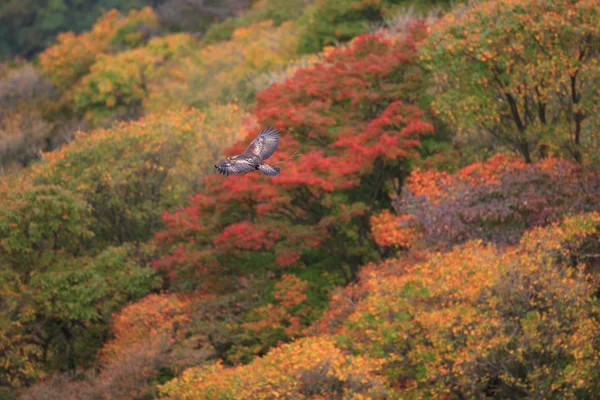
[215,126,281,177]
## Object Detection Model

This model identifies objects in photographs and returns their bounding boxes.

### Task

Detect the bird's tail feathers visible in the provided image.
[258,163,280,176]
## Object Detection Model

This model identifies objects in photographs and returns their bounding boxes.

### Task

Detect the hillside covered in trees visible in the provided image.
[1,0,599,399]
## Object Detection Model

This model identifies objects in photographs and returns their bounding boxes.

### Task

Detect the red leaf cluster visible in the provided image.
[392,155,600,247]
[154,22,433,288]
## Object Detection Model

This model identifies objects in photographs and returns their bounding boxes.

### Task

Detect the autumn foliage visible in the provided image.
[158,336,388,399]
[153,23,432,295]
[39,7,160,91]
[73,33,195,124]
[373,154,600,248]
[29,105,249,245]
[421,0,600,163]
[146,20,301,110]
[94,293,192,398]
[334,213,600,398]
[158,214,600,399]
[4,1,600,398]
[102,293,190,360]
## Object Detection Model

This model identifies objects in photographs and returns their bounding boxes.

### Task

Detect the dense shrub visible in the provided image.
[338,213,600,398]
[374,155,600,248]
[158,336,388,399]
[30,105,249,245]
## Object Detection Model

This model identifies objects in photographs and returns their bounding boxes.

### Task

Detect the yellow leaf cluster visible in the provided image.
[39,7,160,91]
[72,33,195,124]
[340,212,600,397]
[29,104,250,206]
[158,336,388,399]
[146,20,301,110]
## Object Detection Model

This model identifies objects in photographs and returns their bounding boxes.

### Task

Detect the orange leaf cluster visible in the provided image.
[395,155,600,246]
[370,210,416,248]
[338,213,600,397]
[421,0,600,162]
[158,336,387,399]
[101,293,190,361]
[243,274,312,340]
[39,7,159,91]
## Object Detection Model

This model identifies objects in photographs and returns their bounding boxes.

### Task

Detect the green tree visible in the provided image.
[200,0,309,45]
[0,185,157,387]
[0,185,93,276]
[296,0,448,54]
[421,0,600,163]
[30,106,248,246]
[72,33,195,124]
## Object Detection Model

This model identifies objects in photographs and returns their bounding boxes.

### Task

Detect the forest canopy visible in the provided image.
[1,0,599,399]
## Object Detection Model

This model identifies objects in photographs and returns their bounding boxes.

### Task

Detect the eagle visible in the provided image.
[214,126,281,177]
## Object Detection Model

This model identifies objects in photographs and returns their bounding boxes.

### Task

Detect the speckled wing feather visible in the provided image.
[214,156,256,176]
[244,126,280,160]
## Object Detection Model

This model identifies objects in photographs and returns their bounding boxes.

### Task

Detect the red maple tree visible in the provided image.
[154,21,433,290]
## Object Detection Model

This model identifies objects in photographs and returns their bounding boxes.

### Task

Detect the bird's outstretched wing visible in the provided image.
[244,126,280,160]
[215,158,256,176]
